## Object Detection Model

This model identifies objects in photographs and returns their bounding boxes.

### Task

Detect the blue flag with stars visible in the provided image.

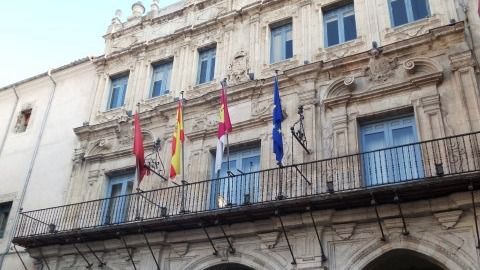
[272,76,284,165]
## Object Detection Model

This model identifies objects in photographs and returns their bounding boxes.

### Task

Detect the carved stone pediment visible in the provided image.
[86,138,112,156]
[403,57,443,75]
[227,50,250,85]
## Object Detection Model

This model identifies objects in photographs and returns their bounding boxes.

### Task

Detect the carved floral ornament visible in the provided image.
[323,56,443,107]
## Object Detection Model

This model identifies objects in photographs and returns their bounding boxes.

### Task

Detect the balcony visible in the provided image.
[13,132,480,248]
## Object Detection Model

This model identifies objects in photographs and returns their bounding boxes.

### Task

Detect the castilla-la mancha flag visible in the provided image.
[133,113,149,184]
[215,85,233,173]
[170,100,184,178]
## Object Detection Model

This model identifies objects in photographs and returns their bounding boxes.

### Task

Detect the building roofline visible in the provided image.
[0,56,95,91]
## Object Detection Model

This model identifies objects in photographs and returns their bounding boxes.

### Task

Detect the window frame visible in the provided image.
[0,201,12,238]
[150,60,173,98]
[269,21,293,64]
[323,3,357,47]
[107,73,129,110]
[388,0,431,28]
[197,47,216,85]
[210,145,261,208]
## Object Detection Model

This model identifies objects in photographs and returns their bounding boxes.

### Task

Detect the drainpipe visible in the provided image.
[0,70,57,270]
[0,86,19,158]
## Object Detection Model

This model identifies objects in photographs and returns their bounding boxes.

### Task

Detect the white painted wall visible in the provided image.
[0,61,97,269]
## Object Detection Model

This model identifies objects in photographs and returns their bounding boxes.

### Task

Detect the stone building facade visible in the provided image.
[5,0,480,269]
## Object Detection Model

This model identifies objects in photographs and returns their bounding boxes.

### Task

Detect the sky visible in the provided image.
[0,0,179,88]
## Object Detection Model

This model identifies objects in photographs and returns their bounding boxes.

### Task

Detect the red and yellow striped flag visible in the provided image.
[170,100,184,178]
[215,85,233,173]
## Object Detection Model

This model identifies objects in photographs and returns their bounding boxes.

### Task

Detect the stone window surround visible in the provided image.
[102,70,131,112]
[147,57,175,99]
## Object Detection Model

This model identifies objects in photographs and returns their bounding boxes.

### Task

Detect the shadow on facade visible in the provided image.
[364,249,445,270]
[204,263,255,270]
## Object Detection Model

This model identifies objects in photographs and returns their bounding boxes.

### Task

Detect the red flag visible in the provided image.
[215,85,232,172]
[133,113,149,184]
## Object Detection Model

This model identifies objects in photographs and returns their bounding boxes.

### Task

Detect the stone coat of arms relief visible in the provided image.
[226,50,250,85]
[364,47,398,82]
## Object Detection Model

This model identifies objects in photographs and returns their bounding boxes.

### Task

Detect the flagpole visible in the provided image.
[180,91,187,213]
[223,79,231,176]
[274,70,285,200]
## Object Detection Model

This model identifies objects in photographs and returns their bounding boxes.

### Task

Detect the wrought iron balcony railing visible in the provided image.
[14,132,480,240]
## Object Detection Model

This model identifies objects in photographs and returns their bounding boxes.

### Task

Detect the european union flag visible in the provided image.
[272,76,284,165]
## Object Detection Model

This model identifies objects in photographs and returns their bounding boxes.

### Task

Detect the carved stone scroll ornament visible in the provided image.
[226,50,250,85]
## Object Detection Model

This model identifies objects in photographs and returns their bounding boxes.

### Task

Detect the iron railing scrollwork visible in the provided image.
[14,132,480,238]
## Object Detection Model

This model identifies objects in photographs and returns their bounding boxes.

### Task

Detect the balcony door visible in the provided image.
[103,173,134,224]
[360,115,423,186]
[211,147,260,208]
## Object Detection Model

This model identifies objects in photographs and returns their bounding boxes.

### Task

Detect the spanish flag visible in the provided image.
[215,84,233,173]
[170,100,184,178]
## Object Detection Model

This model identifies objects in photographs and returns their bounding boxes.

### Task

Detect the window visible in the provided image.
[108,74,129,109]
[323,3,357,47]
[360,115,424,186]
[103,173,134,224]
[388,0,430,27]
[197,47,216,84]
[150,61,173,98]
[0,202,12,238]
[270,22,293,63]
[14,108,32,133]
[211,147,260,208]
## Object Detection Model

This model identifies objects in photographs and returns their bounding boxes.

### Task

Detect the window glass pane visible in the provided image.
[343,14,357,42]
[392,126,415,146]
[152,80,163,97]
[285,40,293,59]
[109,76,128,109]
[391,0,409,26]
[326,20,339,46]
[199,60,208,84]
[271,30,282,63]
[209,57,216,81]
[109,87,121,109]
[411,0,429,21]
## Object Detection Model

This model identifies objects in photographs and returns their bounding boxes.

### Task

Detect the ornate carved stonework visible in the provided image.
[332,223,356,240]
[365,49,397,82]
[257,231,281,249]
[172,242,190,257]
[434,210,463,229]
[227,50,250,85]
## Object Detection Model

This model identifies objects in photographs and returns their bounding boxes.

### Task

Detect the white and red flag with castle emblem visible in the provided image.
[215,84,233,173]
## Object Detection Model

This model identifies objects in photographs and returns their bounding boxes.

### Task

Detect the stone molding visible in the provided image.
[433,210,463,230]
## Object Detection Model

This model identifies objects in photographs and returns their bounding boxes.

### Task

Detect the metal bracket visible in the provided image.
[21,213,56,233]
[370,194,386,241]
[394,193,409,236]
[292,165,312,185]
[307,206,327,262]
[84,242,106,268]
[468,183,480,248]
[290,105,311,155]
[13,245,29,270]
[275,209,297,265]
[200,223,218,256]
[215,220,235,254]
[72,243,93,269]
[38,248,51,270]
[139,226,160,270]
[120,236,137,270]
